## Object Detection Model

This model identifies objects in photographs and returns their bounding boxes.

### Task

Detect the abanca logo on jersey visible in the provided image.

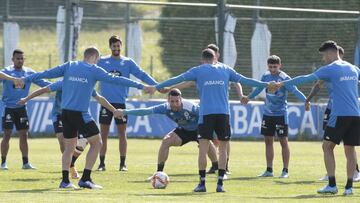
[340,75,357,82]
[68,76,88,83]
[204,80,225,86]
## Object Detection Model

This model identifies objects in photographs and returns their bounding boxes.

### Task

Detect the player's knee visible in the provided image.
[322,141,334,152]
[118,131,127,139]
[2,133,11,140]
[161,138,172,147]
[265,139,273,145]
[279,138,288,146]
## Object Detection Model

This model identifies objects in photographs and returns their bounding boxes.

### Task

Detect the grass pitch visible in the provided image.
[0,138,359,202]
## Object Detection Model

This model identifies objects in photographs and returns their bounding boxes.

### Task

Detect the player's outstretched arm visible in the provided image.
[247,87,265,100]
[285,84,307,102]
[233,83,244,100]
[306,80,324,102]
[32,78,52,88]
[240,96,250,105]
[155,75,187,90]
[123,107,155,116]
[230,70,267,88]
[0,71,19,82]
[143,85,157,94]
[129,60,158,85]
[17,86,51,105]
[0,71,24,88]
[24,64,67,83]
[305,101,311,111]
[303,80,322,112]
[282,73,318,87]
[173,81,195,90]
[158,81,195,94]
[124,103,165,116]
[95,66,145,90]
[94,94,117,114]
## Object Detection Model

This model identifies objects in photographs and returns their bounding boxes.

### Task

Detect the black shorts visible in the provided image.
[53,115,87,137]
[198,114,231,141]
[322,108,331,130]
[173,128,198,146]
[324,116,360,146]
[53,114,63,134]
[61,109,99,139]
[99,103,127,125]
[2,106,29,130]
[261,115,288,137]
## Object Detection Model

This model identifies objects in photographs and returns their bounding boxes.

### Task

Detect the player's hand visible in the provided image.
[240,96,249,105]
[268,81,283,93]
[267,81,277,93]
[305,101,311,111]
[113,109,124,119]
[276,82,283,89]
[143,85,156,94]
[158,87,171,94]
[13,78,24,89]
[17,98,28,105]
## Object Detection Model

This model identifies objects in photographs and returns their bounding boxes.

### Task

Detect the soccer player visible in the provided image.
[17,80,119,179]
[1,49,51,170]
[280,40,360,195]
[24,46,154,189]
[305,46,360,182]
[155,48,275,192]
[241,55,307,179]
[170,44,243,175]
[97,35,158,172]
[120,88,218,176]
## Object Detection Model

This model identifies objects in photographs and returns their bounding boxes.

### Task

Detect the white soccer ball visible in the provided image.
[75,136,88,153]
[151,171,170,189]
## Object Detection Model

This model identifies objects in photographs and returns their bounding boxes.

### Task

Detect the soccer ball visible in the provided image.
[151,172,170,189]
[75,135,88,153]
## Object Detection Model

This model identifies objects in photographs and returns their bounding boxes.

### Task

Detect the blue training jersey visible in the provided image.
[248,70,306,117]
[124,100,199,131]
[24,61,144,116]
[48,80,98,122]
[1,66,50,108]
[98,56,157,103]
[156,63,267,123]
[284,60,360,118]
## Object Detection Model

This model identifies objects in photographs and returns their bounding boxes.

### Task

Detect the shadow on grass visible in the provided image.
[226,176,259,181]
[3,188,55,193]
[39,171,61,174]
[168,173,198,177]
[2,188,98,194]
[257,194,344,200]
[131,192,213,197]
[137,173,197,177]
[274,180,316,185]
[12,178,42,182]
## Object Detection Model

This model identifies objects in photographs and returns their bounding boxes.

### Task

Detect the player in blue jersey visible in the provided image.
[0,49,51,170]
[155,49,276,192]
[170,44,244,175]
[18,80,119,179]
[24,47,154,189]
[241,55,307,179]
[280,41,360,195]
[305,47,360,182]
[120,88,218,177]
[97,35,158,172]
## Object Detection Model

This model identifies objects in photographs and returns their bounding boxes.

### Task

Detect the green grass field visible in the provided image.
[0,138,359,202]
